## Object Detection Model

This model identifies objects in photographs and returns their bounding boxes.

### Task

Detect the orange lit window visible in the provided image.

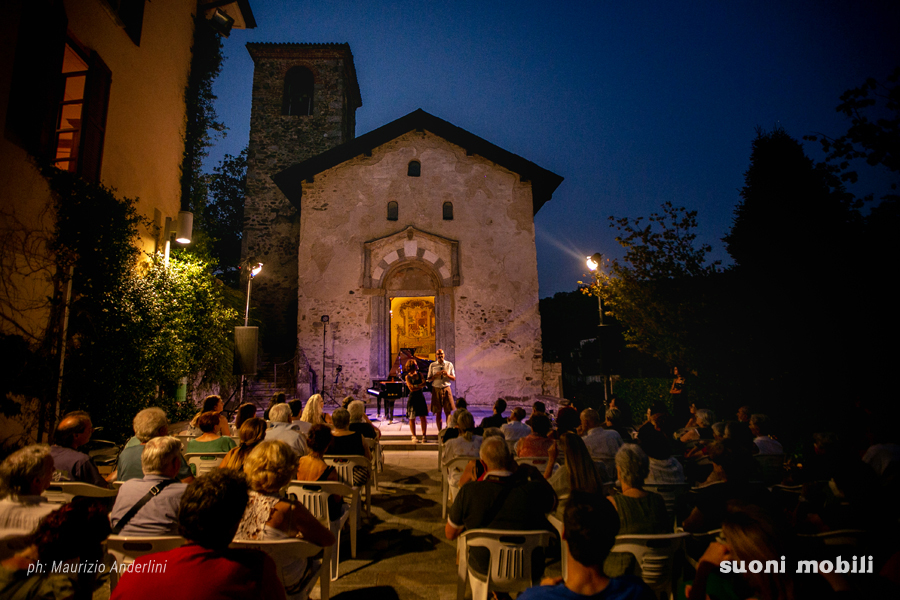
[53,45,89,173]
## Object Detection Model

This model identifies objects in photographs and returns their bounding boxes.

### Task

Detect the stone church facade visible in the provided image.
[244,43,562,404]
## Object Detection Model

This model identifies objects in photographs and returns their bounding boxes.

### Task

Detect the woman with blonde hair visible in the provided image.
[219,417,267,471]
[300,393,331,427]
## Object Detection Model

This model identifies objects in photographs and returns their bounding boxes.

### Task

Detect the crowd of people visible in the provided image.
[1,389,899,599]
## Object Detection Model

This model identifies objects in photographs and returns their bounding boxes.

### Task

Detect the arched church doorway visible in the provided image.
[384,263,438,374]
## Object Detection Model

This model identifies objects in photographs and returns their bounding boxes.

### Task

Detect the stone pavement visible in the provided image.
[312,449,562,600]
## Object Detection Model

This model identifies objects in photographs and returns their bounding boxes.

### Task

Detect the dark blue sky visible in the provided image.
[207,0,899,297]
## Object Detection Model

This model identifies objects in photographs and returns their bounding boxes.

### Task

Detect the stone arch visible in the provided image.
[365,227,459,379]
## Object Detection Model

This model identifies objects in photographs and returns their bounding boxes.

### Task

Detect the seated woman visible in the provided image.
[605,444,670,577]
[680,408,716,444]
[326,408,372,486]
[442,410,483,499]
[296,424,345,521]
[0,445,57,533]
[189,395,232,437]
[300,394,331,428]
[236,442,335,563]
[515,414,556,458]
[185,412,237,454]
[220,417,267,472]
[347,400,380,440]
[232,403,258,431]
[458,427,505,487]
[546,432,607,517]
[263,392,286,421]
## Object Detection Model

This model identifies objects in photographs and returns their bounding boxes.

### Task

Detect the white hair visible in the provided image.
[270,403,293,423]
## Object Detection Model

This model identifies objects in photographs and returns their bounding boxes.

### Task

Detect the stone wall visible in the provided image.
[243,44,360,356]
[295,131,549,403]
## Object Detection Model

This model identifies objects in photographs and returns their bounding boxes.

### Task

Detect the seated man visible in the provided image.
[501,407,532,446]
[579,408,624,458]
[49,410,107,487]
[0,445,57,532]
[114,408,193,483]
[749,414,783,455]
[265,403,308,457]
[518,490,655,600]
[446,436,557,597]
[110,436,188,536]
[110,470,287,599]
[516,414,556,458]
[480,398,508,430]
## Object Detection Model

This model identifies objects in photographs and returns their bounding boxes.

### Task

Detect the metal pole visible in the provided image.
[244,276,252,326]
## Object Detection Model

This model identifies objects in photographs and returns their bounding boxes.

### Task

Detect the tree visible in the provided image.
[198,149,246,286]
[580,202,721,373]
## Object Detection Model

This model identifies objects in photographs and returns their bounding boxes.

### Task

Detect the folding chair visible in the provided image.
[456,528,551,600]
[183,452,227,477]
[106,535,186,589]
[284,481,357,581]
[611,532,690,600]
[230,538,329,600]
[42,481,118,503]
[323,455,371,516]
[441,456,478,519]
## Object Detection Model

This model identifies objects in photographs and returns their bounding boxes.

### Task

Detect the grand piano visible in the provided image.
[367,348,433,418]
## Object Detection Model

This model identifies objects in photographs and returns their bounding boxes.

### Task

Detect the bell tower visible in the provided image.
[242,43,361,359]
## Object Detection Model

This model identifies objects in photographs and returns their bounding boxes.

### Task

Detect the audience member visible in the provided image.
[458,427,506,487]
[327,408,372,486]
[518,490,655,600]
[638,402,673,440]
[604,407,633,443]
[289,399,307,427]
[110,436,188,536]
[579,408,624,458]
[263,391,286,421]
[502,407,532,447]
[546,432,606,517]
[296,424,344,520]
[114,408,193,483]
[189,394,232,437]
[526,401,548,428]
[479,398,508,429]
[446,436,557,598]
[111,470,288,599]
[301,393,331,427]
[749,414,783,455]
[679,409,716,444]
[0,445,56,531]
[641,428,686,485]
[447,398,469,429]
[517,414,556,458]
[555,399,581,437]
[49,410,107,487]
[265,403,308,457]
[233,402,258,430]
[1,497,111,599]
[348,400,380,440]
[185,411,237,453]
[220,417,268,472]
[442,411,483,498]
[605,445,669,576]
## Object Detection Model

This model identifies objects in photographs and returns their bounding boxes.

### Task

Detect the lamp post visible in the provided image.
[586,252,610,403]
[162,211,193,266]
[238,262,263,403]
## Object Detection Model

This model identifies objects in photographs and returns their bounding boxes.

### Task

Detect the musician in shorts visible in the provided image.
[427,349,456,431]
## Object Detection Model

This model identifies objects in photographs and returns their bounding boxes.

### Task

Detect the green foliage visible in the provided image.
[580,203,720,371]
[180,16,226,216]
[611,378,671,428]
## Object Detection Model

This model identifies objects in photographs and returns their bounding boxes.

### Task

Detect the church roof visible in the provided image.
[273,109,564,215]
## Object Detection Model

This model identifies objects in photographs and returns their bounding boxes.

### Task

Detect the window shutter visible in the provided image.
[4,0,67,159]
[78,53,111,183]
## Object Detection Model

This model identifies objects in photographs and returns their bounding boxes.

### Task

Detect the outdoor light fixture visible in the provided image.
[208,8,235,37]
[586,253,603,271]
[250,262,263,278]
[244,262,263,326]
[163,210,194,265]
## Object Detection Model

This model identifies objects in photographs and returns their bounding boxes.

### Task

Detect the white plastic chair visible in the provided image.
[230,538,329,600]
[365,437,383,488]
[547,514,568,582]
[610,532,690,600]
[42,481,118,503]
[643,483,690,529]
[456,528,551,600]
[441,456,478,519]
[591,453,616,476]
[515,456,553,471]
[183,452,227,477]
[106,535,186,589]
[323,455,371,516]
[285,481,355,581]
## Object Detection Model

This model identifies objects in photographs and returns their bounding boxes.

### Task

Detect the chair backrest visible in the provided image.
[230,538,327,600]
[174,434,195,445]
[514,456,551,469]
[643,483,690,526]
[183,452,227,477]
[107,534,186,588]
[292,487,330,526]
[42,481,118,503]
[591,454,616,474]
[323,455,370,486]
[611,532,689,597]
[458,529,551,597]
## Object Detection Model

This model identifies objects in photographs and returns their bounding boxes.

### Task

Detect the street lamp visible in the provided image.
[244,262,263,326]
[586,253,605,326]
[163,211,193,266]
